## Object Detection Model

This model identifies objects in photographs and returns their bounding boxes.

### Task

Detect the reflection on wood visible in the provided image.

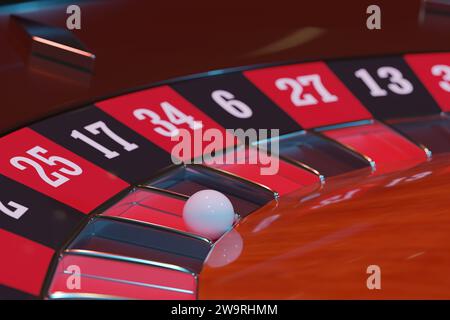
[200,156,450,299]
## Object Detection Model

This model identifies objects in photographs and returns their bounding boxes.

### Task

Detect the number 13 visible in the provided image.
[355,67,414,97]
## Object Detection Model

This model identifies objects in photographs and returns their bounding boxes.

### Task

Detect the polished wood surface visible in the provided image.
[199,156,450,299]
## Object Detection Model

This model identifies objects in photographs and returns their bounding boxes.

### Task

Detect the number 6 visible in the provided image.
[211,90,253,118]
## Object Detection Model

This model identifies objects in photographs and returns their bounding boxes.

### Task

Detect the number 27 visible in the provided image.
[275,74,338,107]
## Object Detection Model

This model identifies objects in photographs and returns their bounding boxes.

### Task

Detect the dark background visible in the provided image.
[0,0,449,134]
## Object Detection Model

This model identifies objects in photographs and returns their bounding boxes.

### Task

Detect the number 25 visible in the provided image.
[10,146,83,188]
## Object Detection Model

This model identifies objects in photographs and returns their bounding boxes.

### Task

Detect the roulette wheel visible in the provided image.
[1,0,450,301]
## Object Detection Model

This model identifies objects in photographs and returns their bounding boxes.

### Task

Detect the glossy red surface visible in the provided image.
[323,121,428,174]
[0,229,54,296]
[210,147,321,196]
[49,254,196,299]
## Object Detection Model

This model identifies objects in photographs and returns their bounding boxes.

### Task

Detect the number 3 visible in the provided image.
[431,64,450,92]
[0,201,28,220]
